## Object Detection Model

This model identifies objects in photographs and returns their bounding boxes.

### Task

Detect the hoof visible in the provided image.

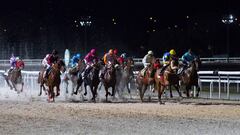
[56,93,60,97]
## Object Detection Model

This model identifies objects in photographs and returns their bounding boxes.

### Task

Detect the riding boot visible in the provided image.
[45,68,50,79]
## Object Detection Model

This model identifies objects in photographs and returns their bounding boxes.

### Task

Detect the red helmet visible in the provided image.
[113,49,118,55]
[90,49,96,54]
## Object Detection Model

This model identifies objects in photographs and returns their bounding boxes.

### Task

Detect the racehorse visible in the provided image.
[115,57,135,99]
[136,64,155,102]
[159,59,182,99]
[2,68,24,93]
[102,62,117,102]
[38,59,65,102]
[179,58,201,97]
[63,60,84,95]
[82,59,101,102]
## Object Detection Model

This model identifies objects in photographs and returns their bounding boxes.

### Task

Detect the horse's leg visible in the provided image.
[21,82,24,92]
[71,82,75,96]
[111,86,115,97]
[169,85,173,98]
[158,84,164,104]
[98,82,103,91]
[56,85,60,97]
[43,84,48,95]
[47,86,52,102]
[5,77,13,90]
[185,85,191,98]
[90,86,96,102]
[140,84,147,102]
[196,85,200,97]
[174,85,182,97]
[105,86,109,102]
[52,87,55,102]
[65,80,69,94]
[11,82,17,92]
[126,80,132,99]
[84,83,87,96]
[39,84,42,96]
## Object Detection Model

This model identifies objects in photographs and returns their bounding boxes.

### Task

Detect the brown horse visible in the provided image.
[102,62,116,102]
[2,68,24,93]
[179,58,201,97]
[38,60,65,102]
[136,64,154,102]
[159,59,182,99]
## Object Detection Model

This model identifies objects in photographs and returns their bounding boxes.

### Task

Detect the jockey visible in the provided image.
[103,49,117,65]
[141,50,155,77]
[9,53,17,73]
[43,49,59,79]
[160,49,178,75]
[181,48,197,69]
[100,49,118,80]
[15,57,25,70]
[113,49,119,60]
[118,53,127,66]
[82,49,98,79]
[70,53,81,68]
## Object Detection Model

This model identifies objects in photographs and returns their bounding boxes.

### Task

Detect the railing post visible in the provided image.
[218,75,221,99]
[210,81,213,99]
[227,75,230,99]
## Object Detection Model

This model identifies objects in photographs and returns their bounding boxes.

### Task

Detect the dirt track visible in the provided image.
[0,100,240,135]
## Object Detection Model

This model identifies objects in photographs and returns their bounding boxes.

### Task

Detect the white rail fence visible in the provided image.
[1,57,240,66]
[1,70,240,100]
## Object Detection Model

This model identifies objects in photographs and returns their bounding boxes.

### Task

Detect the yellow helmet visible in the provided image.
[170,49,176,55]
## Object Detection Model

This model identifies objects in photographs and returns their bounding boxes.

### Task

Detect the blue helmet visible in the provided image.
[76,53,81,58]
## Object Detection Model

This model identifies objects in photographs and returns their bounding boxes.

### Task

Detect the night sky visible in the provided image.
[0,0,239,58]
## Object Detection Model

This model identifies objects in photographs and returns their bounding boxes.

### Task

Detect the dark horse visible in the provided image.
[179,58,201,97]
[83,59,101,102]
[136,64,154,102]
[38,60,65,102]
[102,62,116,102]
[2,68,24,93]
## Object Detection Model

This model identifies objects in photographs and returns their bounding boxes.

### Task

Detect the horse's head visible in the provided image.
[53,59,66,73]
[106,62,116,75]
[193,57,201,71]
[126,57,134,68]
